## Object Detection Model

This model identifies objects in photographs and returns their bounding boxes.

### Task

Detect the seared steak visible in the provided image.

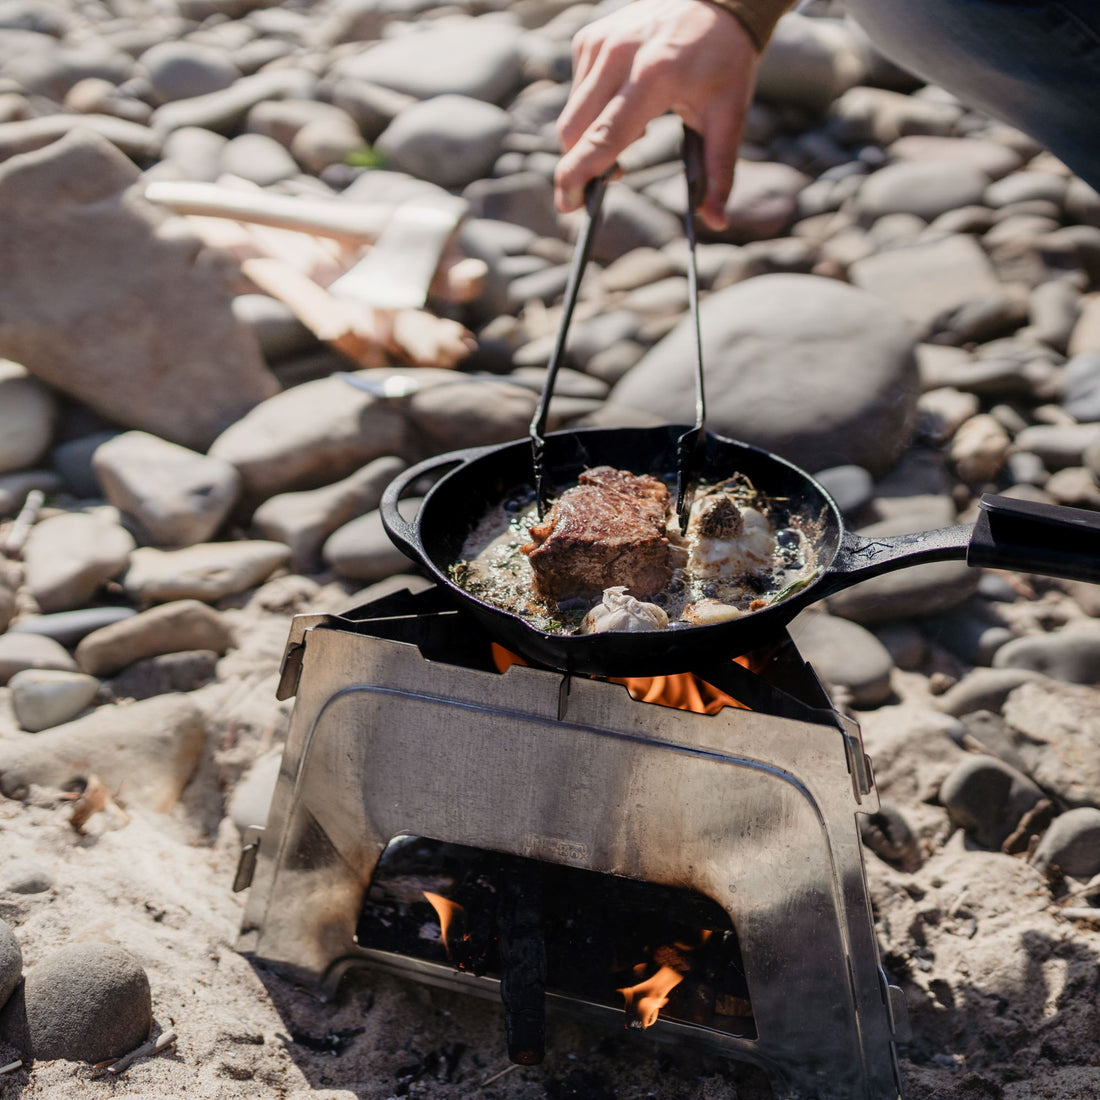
[523,466,672,602]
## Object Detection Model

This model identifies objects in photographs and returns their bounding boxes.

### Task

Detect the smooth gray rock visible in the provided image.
[329,78,417,143]
[405,380,537,455]
[333,19,524,104]
[814,465,873,518]
[1014,423,1100,471]
[377,95,509,190]
[22,511,135,613]
[208,371,408,503]
[231,294,314,362]
[590,183,681,265]
[76,600,232,678]
[828,85,961,146]
[939,753,1045,849]
[1,863,53,894]
[1062,354,1100,422]
[888,135,1023,180]
[160,125,227,181]
[1003,680,1100,808]
[50,431,118,499]
[251,455,405,572]
[756,13,868,112]
[463,171,561,238]
[849,234,1003,337]
[106,649,218,701]
[0,359,55,475]
[9,606,136,647]
[122,541,290,605]
[936,667,1049,717]
[151,68,317,135]
[0,633,77,686]
[0,470,60,518]
[1,943,150,1062]
[789,611,895,706]
[1031,807,1100,878]
[0,692,206,809]
[9,669,99,732]
[322,505,418,582]
[0,920,20,1012]
[139,40,239,103]
[855,161,989,223]
[921,607,1012,667]
[985,171,1067,208]
[93,431,240,547]
[993,630,1100,684]
[609,274,918,474]
[0,580,12,635]
[219,131,298,186]
[0,131,277,451]
[827,560,979,625]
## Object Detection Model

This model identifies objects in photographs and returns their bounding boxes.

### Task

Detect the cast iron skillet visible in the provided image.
[381,424,1100,678]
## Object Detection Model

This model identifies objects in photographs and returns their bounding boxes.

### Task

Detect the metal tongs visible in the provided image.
[530,125,709,528]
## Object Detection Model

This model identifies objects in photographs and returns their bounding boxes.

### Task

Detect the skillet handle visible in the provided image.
[822,493,1100,596]
[379,445,496,562]
[967,493,1100,582]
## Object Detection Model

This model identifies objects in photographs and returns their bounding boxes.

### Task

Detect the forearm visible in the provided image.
[703,0,797,50]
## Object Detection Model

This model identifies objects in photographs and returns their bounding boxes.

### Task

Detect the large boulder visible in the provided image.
[0,130,278,451]
[607,274,919,473]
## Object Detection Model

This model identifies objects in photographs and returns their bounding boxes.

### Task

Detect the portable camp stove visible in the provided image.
[235,586,908,1099]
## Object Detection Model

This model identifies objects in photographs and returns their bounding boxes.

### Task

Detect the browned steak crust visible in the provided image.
[523,466,671,602]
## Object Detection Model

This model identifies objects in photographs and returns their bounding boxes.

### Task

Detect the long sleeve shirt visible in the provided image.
[703,0,797,50]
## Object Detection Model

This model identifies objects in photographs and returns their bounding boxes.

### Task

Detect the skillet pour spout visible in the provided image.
[380,426,1100,678]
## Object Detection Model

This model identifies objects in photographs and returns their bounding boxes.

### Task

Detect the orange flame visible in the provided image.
[490,645,751,714]
[423,891,462,956]
[617,965,685,1029]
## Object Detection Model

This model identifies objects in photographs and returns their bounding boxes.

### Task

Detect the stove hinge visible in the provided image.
[276,614,336,700]
[233,826,265,893]
[836,711,875,803]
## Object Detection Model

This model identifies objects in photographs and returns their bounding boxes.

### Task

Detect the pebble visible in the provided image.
[788,611,895,707]
[76,599,233,677]
[208,372,408,502]
[3,943,151,1062]
[811,465,874,518]
[322,506,418,583]
[1061,353,1100,422]
[921,607,1013,667]
[251,454,406,572]
[219,131,298,185]
[406,379,537,452]
[333,19,524,104]
[948,413,1012,484]
[849,234,1003,337]
[122,540,289,605]
[590,183,681,265]
[50,430,117,498]
[9,669,99,732]
[21,511,135,614]
[858,802,921,871]
[1002,680,1100,809]
[0,359,56,474]
[139,40,239,103]
[8,606,136,647]
[1,863,54,895]
[609,273,919,475]
[855,161,989,224]
[828,85,961,146]
[93,431,241,548]
[872,621,926,670]
[0,470,61,518]
[935,667,1048,717]
[0,633,78,686]
[992,629,1100,684]
[917,388,981,445]
[0,582,12,635]
[985,171,1068,208]
[160,125,227,181]
[1044,466,1100,509]
[938,753,1045,849]
[106,649,218,701]
[151,68,317,135]
[1013,423,1100,470]
[0,920,21,1012]
[0,692,206,809]
[1030,807,1100,878]
[888,134,1023,179]
[463,172,561,239]
[377,94,509,190]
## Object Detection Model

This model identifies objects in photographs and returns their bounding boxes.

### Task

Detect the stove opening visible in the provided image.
[356,836,755,1041]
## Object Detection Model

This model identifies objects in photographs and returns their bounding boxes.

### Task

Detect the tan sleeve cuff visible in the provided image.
[701,0,797,51]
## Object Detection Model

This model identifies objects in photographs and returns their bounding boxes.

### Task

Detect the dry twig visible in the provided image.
[107,1030,178,1076]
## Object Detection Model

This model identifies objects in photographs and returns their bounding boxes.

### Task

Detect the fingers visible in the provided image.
[697,105,742,231]
[555,78,668,213]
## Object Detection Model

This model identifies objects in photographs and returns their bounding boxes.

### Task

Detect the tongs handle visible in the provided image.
[530,170,611,518]
[675,125,708,533]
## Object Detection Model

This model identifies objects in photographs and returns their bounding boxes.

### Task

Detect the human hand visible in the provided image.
[554,0,762,231]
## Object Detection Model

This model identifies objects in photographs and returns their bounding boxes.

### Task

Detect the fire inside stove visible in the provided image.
[354,655,757,1055]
